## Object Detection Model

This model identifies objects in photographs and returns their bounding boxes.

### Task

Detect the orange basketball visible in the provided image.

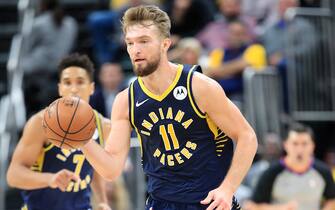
[43,96,96,150]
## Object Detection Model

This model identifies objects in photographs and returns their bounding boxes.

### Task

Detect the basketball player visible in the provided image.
[81,5,258,210]
[7,54,111,210]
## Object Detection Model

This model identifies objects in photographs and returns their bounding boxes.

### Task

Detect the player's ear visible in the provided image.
[90,82,95,95]
[162,38,172,51]
[58,83,63,97]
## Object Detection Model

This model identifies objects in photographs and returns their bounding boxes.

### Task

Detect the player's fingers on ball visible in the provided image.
[201,191,214,204]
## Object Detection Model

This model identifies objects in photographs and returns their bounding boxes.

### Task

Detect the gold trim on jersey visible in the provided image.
[138,64,183,102]
[187,65,206,118]
[30,149,46,172]
[130,82,135,127]
[134,128,143,157]
[129,82,143,156]
[93,110,104,146]
[206,117,230,157]
[44,143,54,152]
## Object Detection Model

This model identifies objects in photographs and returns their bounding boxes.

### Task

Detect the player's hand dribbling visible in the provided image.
[201,186,233,210]
[48,169,80,192]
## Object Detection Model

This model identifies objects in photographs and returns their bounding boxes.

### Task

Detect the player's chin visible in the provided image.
[134,67,146,77]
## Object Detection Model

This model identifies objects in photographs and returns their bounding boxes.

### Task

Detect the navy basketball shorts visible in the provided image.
[145,195,241,210]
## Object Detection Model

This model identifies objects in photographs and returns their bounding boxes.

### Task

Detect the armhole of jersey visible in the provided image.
[128,81,143,156]
[93,110,104,146]
[187,65,206,119]
[31,149,46,172]
[44,142,54,152]
[129,82,135,128]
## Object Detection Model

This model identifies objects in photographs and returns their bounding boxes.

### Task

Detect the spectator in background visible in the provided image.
[262,0,316,68]
[22,0,78,115]
[168,37,202,65]
[164,0,214,46]
[244,133,282,190]
[204,21,266,106]
[197,0,256,52]
[88,0,138,66]
[262,0,317,111]
[235,133,282,205]
[244,123,335,210]
[241,0,278,35]
[88,0,161,66]
[90,63,125,118]
[22,0,77,74]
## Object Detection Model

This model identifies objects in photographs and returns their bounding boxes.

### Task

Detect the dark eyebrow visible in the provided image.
[61,76,86,81]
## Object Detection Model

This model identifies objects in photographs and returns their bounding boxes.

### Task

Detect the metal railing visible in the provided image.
[243,67,283,143]
[0,0,35,209]
[285,8,335,121]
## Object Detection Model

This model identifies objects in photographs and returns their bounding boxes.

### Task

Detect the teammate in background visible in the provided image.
[244,123,335,210]
[81,5,257,210]
[7,54,111,210]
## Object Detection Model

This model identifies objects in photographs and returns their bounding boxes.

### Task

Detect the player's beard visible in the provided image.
[133,54,160,77]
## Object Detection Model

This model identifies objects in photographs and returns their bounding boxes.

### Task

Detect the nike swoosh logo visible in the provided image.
[136,98,149,107]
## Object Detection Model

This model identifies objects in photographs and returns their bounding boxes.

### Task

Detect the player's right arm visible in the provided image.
[6,111,79,191]
[82,89,131,181]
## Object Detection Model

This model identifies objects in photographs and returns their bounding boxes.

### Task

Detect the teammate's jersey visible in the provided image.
[129,64,234,203]
[21,111,105,210]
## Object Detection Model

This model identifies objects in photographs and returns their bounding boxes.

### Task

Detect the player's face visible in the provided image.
[125,22,168,76]
[284,131,315,163]
[58,67,94,102]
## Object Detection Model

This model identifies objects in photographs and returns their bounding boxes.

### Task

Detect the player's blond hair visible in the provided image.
[121,5,171,38]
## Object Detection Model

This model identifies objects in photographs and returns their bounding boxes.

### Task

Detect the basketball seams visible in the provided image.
[44,96,97,149]
[55,99,67,133]
[60,97,81,148]
[66,112,95,134]
[44,112,95,142]
[47,138,90,149]
[44,117,95,142]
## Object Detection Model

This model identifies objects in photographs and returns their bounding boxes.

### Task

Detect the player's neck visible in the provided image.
[140,61,179,96]
[283,156,313,173]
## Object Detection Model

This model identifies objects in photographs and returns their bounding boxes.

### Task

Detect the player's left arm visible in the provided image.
[91,117,112,210]
[192,72,258,209]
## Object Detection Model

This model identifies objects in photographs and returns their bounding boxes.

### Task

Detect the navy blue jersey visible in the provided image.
[129,64,234,203]
[21,111,105,210]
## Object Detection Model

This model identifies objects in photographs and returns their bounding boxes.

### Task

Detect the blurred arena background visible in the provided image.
[0,0,334,209]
